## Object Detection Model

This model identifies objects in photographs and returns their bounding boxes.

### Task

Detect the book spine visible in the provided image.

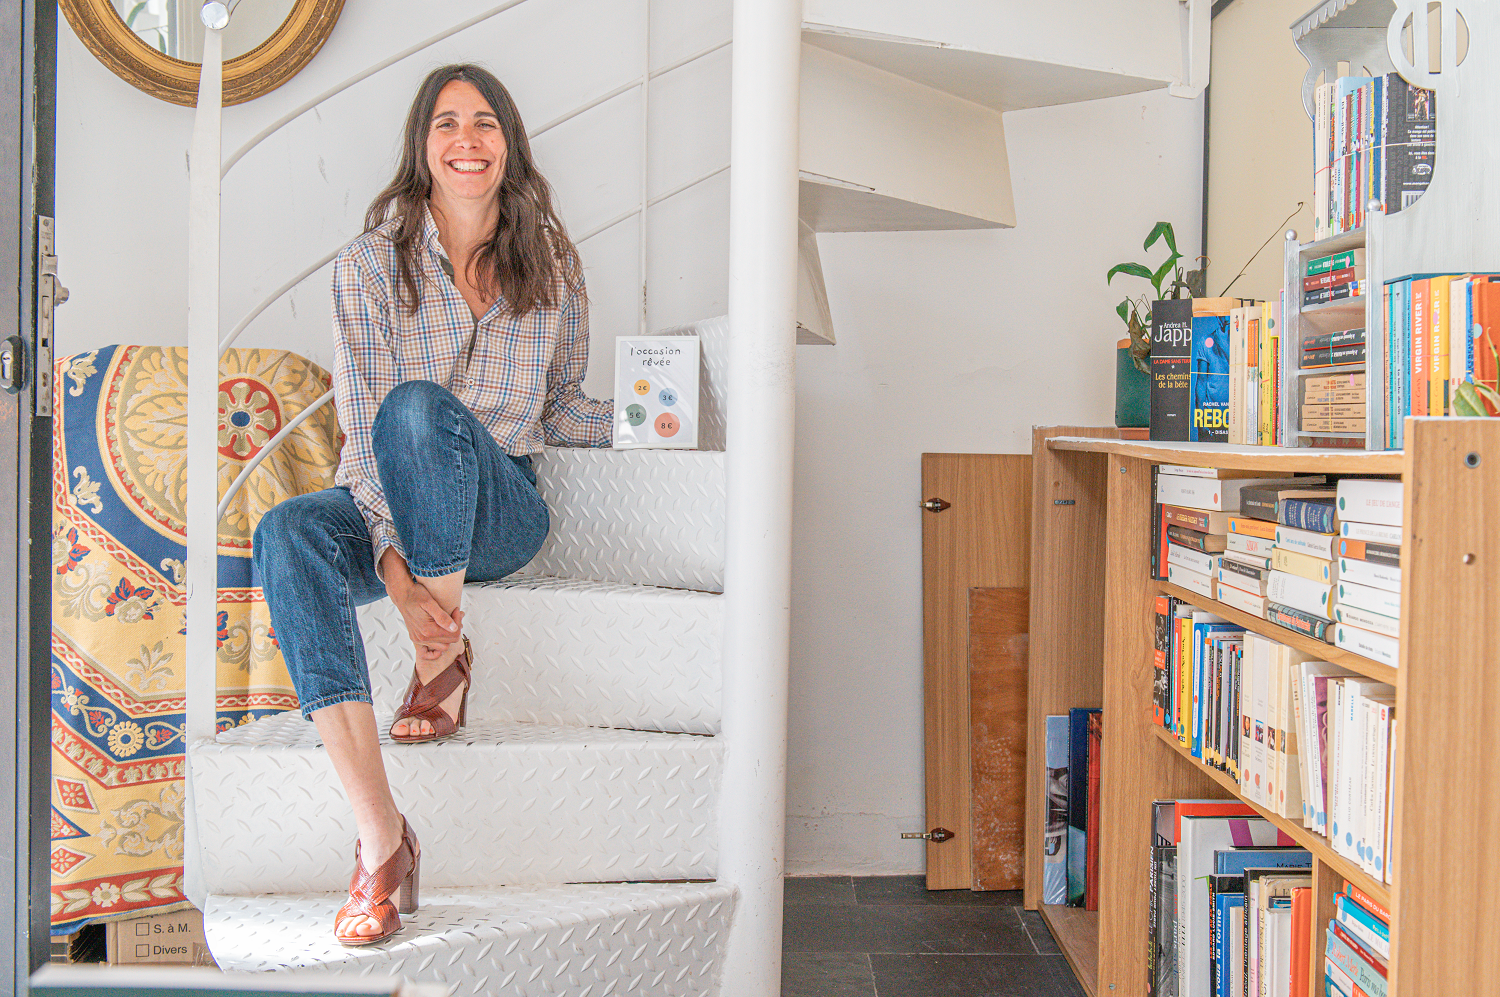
[1411,279,1429,416]
[1336,479,1404,527]
[1431,276,1449,416]
[1325,928,1389,997]
[1337,557,1401,592]
[1305,282,1364,305]
[1277,525,1339,558]
[1279,499,1337,534]
[1333,604,1400,639]
[1267,602,1335,642]
[1301,342,1367,367]
[1345,883,1392,922]
[1335,624,1399,666]
[1151,299,1196,442]
[1301,327,1365,351]
[1163,504,1213,532]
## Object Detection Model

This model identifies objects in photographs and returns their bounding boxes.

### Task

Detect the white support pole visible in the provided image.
[182,23,223,910]
[718,0,799,992]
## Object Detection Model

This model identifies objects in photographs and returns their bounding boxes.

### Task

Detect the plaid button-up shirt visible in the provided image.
[331,209,612,569]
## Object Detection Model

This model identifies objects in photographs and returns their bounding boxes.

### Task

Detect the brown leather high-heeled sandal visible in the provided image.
[389,635,472,743]
[334,815,420,947]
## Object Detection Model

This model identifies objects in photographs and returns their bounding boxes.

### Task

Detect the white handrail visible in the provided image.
[216,389,336,521]
[218,246,341,356]
[183,19,224,912]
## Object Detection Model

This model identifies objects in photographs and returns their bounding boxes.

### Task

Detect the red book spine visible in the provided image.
[1343,883,1392,923]
[1084,714,1103,912]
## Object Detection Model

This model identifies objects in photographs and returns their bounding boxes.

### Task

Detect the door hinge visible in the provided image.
[921,498,951,513]
[36,216,69,417]
[902,827,955,842]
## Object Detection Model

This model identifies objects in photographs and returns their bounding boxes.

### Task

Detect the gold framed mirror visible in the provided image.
[62,0,345,106]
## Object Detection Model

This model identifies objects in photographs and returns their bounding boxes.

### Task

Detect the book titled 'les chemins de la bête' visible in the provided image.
[1150,299,1231,443]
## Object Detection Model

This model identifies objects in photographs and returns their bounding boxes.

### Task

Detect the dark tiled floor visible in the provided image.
[783,876,1086,997]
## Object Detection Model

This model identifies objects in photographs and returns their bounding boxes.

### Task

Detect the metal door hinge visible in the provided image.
[902,827,955,842]
[921,498,951,513]
[36,216,69,417]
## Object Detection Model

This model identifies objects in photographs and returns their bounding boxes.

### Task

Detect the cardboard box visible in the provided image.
[105,907,212,966]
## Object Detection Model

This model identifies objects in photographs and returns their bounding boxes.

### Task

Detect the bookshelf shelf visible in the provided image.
[1157,581,1396,684]
[1039,905,1099,997]
[1046,435,1403,473]
[1025,423,1500,997]
[1298,298,1365,317]
[1148,725,1391,909]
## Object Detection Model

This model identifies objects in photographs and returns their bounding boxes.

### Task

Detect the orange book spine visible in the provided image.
[1290,887,1313,995]
[1410,279,1430,416]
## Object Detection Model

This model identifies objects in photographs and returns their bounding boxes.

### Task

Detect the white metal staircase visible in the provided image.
[191,319,737,994]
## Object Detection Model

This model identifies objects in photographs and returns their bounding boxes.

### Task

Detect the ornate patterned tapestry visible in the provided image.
[50,346,342,932]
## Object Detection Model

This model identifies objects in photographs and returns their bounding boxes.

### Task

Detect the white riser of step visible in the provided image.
[358,577,722,734]
[205,882,735,997]
[192,713,720,896]
[524,448,725,592]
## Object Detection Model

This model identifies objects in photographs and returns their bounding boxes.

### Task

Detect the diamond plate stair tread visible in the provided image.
[357,576,722,734]
[524,447,724,592]
[205,882,736,997]
[193,713,720,895]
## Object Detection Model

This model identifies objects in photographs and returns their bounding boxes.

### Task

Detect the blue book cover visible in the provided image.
[1212,885,1245,997]
[1192,622,1240,759]
[1066,707,1099,906]
[1190,314,1230,443]
[1212,847,1312,876]
[1043,715,1069,905]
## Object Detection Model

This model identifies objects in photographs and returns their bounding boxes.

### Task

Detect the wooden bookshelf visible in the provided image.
[1023,422,1500,997]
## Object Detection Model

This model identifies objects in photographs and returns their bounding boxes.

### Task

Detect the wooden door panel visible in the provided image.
[970,586,1030,890]
[921,453,1031,890]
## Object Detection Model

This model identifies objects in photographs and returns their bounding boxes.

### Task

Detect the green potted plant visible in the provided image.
[1107,222,1195,428]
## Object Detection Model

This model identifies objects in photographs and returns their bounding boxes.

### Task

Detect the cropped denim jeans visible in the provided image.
[253,380,550,718]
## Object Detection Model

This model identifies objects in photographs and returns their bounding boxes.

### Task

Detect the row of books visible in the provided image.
[1041,709,1102,909]
[1148,797,1391,997]
[1299,370,1366,437]
[1311,71,1435,241]
[1152,596,1398,885]
[1325,888,1392,997]
[1151,468,1404,665]
[1377,271,1500,448]
[1149,798,1305,997]
[1149,298,1280,445]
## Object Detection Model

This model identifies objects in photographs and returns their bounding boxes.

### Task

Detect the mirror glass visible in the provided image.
[110,0,297,61]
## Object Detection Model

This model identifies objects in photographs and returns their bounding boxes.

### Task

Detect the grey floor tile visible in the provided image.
[1017,909,1061,955]
[870,953,1086,997]
[783,902,1034,955]
[781,951,878,997]
[785,875,856,905]
[853,875,1022,907]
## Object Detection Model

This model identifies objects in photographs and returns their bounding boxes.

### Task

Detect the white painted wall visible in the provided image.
[787,86,1204,874]
[56,1,1204,878]
[55,0,732,404]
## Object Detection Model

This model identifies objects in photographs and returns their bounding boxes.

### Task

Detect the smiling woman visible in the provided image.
[60,0,343,105]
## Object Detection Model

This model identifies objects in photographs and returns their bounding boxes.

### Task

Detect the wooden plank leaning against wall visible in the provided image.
[920,454,1032,890]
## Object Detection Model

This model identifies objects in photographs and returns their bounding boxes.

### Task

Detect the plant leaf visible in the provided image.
[1117,300,1130,323]
[1107,262,1155,284]
[1475,382,1500,415]
[1453,381,1487,417]
[1144,221,1178,256]
[1151,253,1184,290]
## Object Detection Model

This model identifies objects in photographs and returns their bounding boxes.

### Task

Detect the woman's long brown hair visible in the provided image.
[365,64,582,315]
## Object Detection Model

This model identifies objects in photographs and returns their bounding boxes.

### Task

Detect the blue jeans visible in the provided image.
[254,381,550,717]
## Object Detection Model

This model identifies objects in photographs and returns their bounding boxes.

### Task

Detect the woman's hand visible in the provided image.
[381,548,465,659]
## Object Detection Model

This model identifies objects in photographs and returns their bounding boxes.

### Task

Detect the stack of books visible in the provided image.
[1311,71,1436,241]
[1154,468,1305,598]
[1149,298,1276,445]
[1378,272,1500,447]
[1300,370,1366,437]
[1331,479,1404,668]
[1326,885,1391,997]
[1303,248,1365,307]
